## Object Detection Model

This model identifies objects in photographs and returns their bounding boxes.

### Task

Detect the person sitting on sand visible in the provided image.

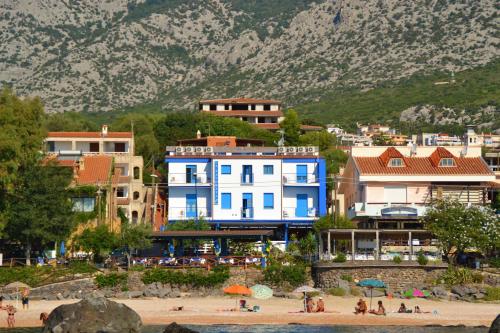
[170,306,184,311]
[314,297,325,312]
[398,302,407,313]
[40,312,49,325]
[6,305,16,328]
[306,296,315,313]
[414,305,431,314]
[354,298,367,315]
[369,300,386,316]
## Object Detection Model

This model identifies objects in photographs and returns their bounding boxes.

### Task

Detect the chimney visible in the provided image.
[102,125,108,137]
[196,130,201,139]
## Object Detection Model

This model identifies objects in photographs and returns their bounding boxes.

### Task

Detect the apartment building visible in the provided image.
[45,126,148,225]
[164,136,327,243]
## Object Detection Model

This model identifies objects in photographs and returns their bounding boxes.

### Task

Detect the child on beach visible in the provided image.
[6,305,16,328]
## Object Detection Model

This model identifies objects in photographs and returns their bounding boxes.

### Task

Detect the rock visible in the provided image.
[432,286,448,297]
[56,293,65,300]
[451,285,467,297]
[489,314,500,333]
[163,322,198,333]
[465,286,478,295]
[363,289,385,298]
[473,293,485,300]
[179,292,191,298]
[158,289,170,299]
[128,291,143,298]
[449,294,459,301]
[169,290,181,298]
[42,294,142,333]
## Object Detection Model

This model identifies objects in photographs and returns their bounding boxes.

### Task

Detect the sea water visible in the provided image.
[0,325,488,333]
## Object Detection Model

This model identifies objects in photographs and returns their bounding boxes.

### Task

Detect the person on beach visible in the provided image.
[40,312,49,325]
[21,288,30,310]
[398,302,408,313]
[314,297,325,312]
[414,305,431,314]
[0,296,4,310]
[6,305,16,328]
[306,296,315,313]
[369,300,386,316]
[354,299,367,315]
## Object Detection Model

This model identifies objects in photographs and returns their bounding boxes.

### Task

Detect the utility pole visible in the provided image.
[333,175,338,223]
[150,156,158,229]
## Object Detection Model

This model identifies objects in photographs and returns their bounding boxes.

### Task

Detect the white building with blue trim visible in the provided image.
[164,136,327,244]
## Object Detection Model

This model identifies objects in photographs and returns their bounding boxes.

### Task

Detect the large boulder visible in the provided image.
[163,322,198,333]
[42,294,142,333]
[490,314,500,333]
[451,285,467,297]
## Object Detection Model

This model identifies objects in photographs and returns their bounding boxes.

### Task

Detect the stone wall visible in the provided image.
[313,262,448,291]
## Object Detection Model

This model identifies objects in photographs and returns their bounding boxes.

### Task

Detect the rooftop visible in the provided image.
[199,98,281,104]
[204,110,283,117]
[47,131,133,139]
[75,155,113,185]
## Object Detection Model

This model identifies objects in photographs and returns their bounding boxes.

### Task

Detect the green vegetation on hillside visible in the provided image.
[296,60,500,133]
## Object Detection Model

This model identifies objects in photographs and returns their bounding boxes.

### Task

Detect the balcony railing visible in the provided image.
[240,173,254,185]
[168,207,211,220]
[282,173,318,185]
[168,173,211,185]
[348,202,427,219]
[283,207,317,218]
[241,207,254,219]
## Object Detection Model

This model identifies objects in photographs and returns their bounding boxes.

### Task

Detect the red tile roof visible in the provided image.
[254,123,323,131]
[204,110,283,117]
[200,98,281,104]
[354,147,492,175]
[48,131,133,138]
[76,156,113,185]
[429,147,455,166]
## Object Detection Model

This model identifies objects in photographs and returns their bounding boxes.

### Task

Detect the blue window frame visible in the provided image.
[296,165,307,183]
[221,193,231,209]
[263,165,274,175]
[221,165,231,174]
[263,193,274,209]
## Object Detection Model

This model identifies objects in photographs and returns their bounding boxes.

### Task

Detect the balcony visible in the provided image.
[283,207,318,219]
[240,173,254,185]
[168,173,211,186]
[282,173,319,186]
[241,207,254,219]
[348,202,428,220]
[168,207,211,220]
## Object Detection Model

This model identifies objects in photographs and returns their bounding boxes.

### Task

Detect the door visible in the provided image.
[186,165,197,184]
[242,193,253,218]
[296,165,307,183]
[242,165,253,183]
[186,194,197,218]
[295,194,308,217]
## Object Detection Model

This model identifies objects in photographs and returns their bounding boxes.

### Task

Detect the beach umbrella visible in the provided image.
[224,285,252,309]
[250,284,273,300]
[356,279,386,310]
[60,241,66,257]
[293,286,320,312]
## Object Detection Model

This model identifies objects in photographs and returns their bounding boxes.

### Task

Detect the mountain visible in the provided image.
[0,0,498,115]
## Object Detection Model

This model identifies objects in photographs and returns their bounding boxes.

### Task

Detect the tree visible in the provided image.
[372,135,395,146]
[73,224,116,263]
[115,208,152,268]
[423,199,500,262]
[280,109,301,145]
[298,231,317,263]
[313,214,354,233]
[299,131,337,152]
[5,162,76,265]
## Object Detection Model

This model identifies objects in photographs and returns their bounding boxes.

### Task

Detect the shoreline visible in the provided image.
[0,296,497,328]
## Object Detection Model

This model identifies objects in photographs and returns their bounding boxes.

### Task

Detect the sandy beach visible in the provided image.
[0,296,498,328]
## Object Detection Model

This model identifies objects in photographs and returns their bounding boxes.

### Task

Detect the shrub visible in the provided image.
[484,287,500,301]
[340,274,353,282]
[350,286,362,296]
[95,273,127,288]
[417,251,428,266]
[327,287,346,297]
[68,261,98,274]
[129,265,145,272]
[440,267,483,286]
[487,257,500,268]
[263,263,307,288]
[142,266,230,287]
[393,256,402,264]
[333,253,346,263]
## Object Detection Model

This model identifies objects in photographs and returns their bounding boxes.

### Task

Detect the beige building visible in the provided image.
[45,126,148,226]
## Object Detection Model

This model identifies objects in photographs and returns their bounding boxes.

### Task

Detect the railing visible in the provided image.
[241,207,254,219]
[168,173,211,185]
[282,173,318,185]
[168,207,211,220]
[240,173,254,184]
[131,256,263,269]
[283,207,317,218]
[350,202,427,218]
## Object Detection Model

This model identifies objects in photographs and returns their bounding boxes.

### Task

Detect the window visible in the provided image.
[264,193,274,209]
[221,193,231,209]
[263,104,271,111]
[133,167,140,179]
[389,158,404,167]
[89,142,99,152]
[72,197,95,212]
[250,104,256,110]
[263,165,274,175]
[132,211,138,224]
[296,165,307,183]
[209,104,216,111]
[224,104,230,110]
[116,187,127,198]
[47,141,55,152]
[221,165,231,174]
[439,158,455,167]
[114,142,126,152]
[133,191,140,200]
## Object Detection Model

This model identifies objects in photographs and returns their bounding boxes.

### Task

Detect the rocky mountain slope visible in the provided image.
[0,0,498,113]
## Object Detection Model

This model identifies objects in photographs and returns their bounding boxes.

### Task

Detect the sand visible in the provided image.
[0,296,498,328]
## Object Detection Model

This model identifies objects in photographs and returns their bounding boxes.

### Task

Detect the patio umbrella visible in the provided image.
[250,284,273,300]
[4,282,30,307]
[356,279,386,310]
[224,285,252,310]
[293,286,321,312]
[60,241,66,257]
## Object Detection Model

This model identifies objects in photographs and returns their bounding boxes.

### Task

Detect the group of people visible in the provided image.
[305,296,325,313]
[354,298,429,316]
[0,288,31,328]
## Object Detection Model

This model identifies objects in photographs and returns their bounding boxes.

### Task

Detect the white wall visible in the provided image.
[168,162,211,184]
[53,141,72,151]
[168,187,211,220]
[283,187,319,219]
